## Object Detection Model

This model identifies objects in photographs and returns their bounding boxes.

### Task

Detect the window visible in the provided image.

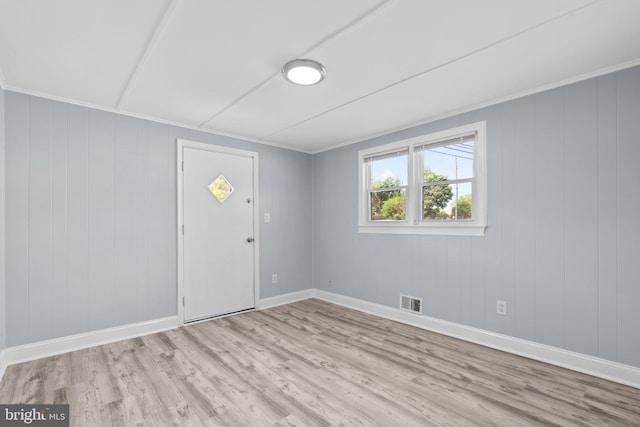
[358,122,486,236]
[366,149,408,221]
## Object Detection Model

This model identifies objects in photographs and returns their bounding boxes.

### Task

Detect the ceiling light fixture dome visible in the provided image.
[282,59,326,86]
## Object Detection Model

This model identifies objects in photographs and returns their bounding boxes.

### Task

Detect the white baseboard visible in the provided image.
[1,287,315,379]
[2,289,639,390]
[311,289,640,389]
[1,316,178,377]
[259,289,315,310]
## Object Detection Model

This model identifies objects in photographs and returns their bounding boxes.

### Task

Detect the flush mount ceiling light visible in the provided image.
[282,59,326,86]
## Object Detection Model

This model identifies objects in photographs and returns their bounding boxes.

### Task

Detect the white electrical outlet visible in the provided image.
[264,213,271,223]
[497,300,507,316]
[272,274,278,284]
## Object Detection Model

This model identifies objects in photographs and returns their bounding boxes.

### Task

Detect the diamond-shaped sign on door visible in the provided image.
[207,174,234,203]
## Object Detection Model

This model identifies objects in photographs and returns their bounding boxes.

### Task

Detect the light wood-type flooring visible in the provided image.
[1,299,639,426]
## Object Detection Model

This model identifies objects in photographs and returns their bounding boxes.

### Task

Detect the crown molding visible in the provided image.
[0,66,6,90]
[3,85,312,154]
[310,58,640,154]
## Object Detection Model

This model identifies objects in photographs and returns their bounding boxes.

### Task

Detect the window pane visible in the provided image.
[422,184,453,220]
[424,140,474,183]
[207,174,234,203]
[451,182,473,220]
[370,152,408,189]
[371,189,406,221]
[423,182,473,221]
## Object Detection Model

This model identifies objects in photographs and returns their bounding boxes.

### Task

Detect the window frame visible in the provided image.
[358,121,486,236]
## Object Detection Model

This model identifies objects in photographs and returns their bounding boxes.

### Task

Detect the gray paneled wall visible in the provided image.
[4,92,312,347]
[312,65,640,368]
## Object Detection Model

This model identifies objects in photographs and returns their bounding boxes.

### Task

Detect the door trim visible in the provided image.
[176,139,260,326]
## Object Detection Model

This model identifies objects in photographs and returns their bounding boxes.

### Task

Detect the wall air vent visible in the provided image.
[400,294,422,314]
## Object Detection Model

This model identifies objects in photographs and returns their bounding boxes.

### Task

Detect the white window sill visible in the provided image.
[358,224,486,236]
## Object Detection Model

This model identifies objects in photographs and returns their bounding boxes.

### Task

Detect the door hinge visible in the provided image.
[181,161,184,171]
[182,224,184,235]
[183,296,185,307]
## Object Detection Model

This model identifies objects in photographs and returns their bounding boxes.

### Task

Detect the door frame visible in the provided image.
[176,139,260,326]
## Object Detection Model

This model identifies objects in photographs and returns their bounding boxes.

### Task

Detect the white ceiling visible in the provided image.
[1,0,639,153]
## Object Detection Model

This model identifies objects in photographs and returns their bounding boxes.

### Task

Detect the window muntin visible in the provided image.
[358,122,486,236]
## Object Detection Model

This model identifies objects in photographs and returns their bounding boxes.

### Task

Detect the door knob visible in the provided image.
[246,237,254,243]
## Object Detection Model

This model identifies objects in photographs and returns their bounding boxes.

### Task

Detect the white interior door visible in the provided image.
[181,145,255,322]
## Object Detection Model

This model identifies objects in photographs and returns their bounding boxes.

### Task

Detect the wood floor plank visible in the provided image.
[1,299,639,426]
